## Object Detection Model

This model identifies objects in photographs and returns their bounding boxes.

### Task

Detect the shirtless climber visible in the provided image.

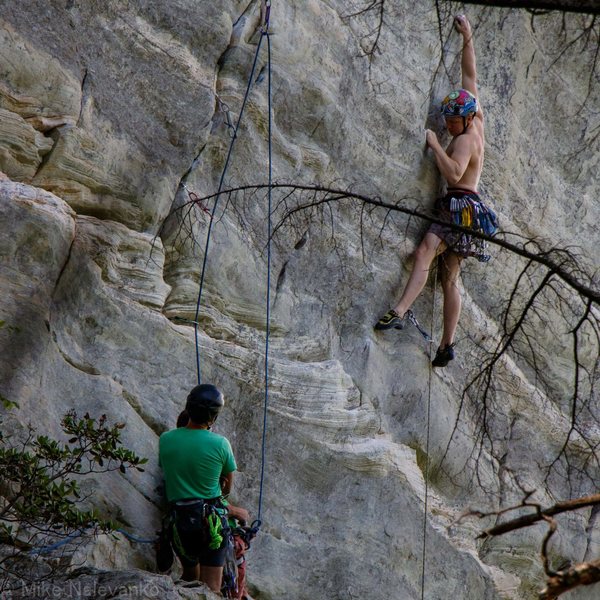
[375,14,498,367]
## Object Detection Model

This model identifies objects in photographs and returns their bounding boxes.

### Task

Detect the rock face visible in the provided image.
[0,2,599,599]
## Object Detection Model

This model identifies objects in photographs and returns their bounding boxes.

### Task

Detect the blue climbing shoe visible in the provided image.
[374,309,406,331]
[432,343,455,367]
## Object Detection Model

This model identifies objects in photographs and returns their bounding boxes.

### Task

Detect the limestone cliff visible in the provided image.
[0,1,599,599]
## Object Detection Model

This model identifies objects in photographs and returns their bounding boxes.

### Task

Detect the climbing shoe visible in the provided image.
[432,343,455,368]
[374,309,406,331]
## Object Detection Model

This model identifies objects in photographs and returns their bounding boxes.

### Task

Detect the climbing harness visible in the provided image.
[432,191,499,263]
[166,498,230,565]
[448,194,498,237]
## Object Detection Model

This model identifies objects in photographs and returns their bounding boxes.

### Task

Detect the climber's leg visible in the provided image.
[439,251,462,348]
[393,233,446,316]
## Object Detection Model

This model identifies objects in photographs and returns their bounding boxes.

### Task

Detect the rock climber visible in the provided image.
[375,14,498,367]
[159,384,237,593]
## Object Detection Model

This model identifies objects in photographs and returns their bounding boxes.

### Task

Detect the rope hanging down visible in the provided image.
[28,528,157,555]
[257,13,272,526]
[420,265,437,600]
[192,3,272,385]
[187,1,273,524]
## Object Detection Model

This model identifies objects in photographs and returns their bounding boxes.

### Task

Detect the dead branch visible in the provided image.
[457,1,600,15]
[169,183,600,305]
[343,1,387,60]
[469,493,600,597]
[540,559,600,599]
[477,493,600,538]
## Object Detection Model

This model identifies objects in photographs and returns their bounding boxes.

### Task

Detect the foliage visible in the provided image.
[0,410,147,586]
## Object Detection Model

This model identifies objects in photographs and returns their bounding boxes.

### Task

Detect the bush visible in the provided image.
[0,410,147,591]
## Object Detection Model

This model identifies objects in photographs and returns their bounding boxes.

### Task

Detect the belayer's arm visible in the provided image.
[221,471,234,496]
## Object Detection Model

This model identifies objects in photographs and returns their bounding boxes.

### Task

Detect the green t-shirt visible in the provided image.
[159,428,237,502]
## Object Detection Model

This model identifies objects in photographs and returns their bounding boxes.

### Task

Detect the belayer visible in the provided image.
[158,384,237,593]
[375,14,498,367]
[173,407,255,599]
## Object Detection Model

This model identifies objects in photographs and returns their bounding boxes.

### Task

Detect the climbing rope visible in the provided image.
[28,527,157,556]
[420,262,438,600]
[192,7,271,385]
[116,528,157,545]
[257,17,272,525]
[29,5,275,566]
[28,530,86,556]
[189,0,273,525]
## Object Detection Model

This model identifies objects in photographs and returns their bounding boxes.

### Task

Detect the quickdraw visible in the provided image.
[181,183,211,216]
[216,95,236,138]
[406,309,433,343]
[261,0,271,32]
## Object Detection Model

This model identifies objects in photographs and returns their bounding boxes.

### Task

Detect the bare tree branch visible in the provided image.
[540,559,600,599]
[457,1,600,16]
[476,493,600,538]
[160,178,600,596]
[163,183,599,305]
[466,493,600,597]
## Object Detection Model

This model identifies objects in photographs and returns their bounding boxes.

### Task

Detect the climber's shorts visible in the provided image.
[428,189,499,262]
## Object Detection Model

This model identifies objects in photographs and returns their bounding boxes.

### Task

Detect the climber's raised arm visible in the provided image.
[455,15,483,121]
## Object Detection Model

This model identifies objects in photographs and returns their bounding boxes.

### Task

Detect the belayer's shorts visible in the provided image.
[171,499,228,568]
[174,526,227,568]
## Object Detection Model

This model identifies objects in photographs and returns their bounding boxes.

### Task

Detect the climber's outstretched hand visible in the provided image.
[454,14,472,39]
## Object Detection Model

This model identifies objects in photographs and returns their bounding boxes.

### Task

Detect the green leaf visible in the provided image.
[1,395,19,410]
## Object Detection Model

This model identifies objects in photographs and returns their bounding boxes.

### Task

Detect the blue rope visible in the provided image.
[27,526,157,556]
[189,2,273,528]
[116,528,157,545]
[28,529,86,555]
[193,30,268,385]
[257,28,272,524]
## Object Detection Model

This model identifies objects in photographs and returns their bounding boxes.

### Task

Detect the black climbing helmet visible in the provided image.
[185,384,224,424]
